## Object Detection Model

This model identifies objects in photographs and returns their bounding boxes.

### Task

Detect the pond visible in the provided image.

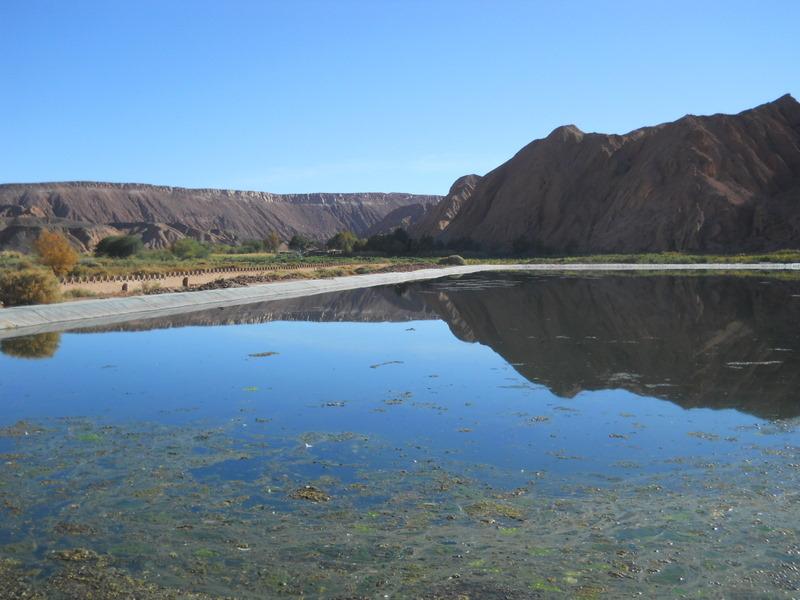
[1,272,800,598]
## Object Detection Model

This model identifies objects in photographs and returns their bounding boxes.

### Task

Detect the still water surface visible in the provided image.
[1,273,799,598]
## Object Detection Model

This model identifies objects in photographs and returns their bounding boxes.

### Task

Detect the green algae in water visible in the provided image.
[2,273,800,597]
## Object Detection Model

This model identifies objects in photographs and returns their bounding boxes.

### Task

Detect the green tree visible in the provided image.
[264,231,281,252]
[288,234,312,251]
[326,231,359,253]
[95,235,144,258]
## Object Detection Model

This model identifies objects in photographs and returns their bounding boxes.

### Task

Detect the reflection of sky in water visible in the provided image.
[1,318,793,491]
[3,277,800,598]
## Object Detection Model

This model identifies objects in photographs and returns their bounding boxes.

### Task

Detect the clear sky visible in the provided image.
[1,1,797,195]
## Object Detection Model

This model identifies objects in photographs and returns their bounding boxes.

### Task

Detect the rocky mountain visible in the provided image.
[423,94,800,253]
[365,202,434,237]
[408,174,480,238]
[0,182,440,252]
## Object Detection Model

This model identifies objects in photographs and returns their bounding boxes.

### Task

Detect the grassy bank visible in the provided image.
[466,249,800,265]
[1,249,799,281]
[0,251,436,279]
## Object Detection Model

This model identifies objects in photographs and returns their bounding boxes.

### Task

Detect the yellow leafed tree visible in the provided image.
[34,230,78,276]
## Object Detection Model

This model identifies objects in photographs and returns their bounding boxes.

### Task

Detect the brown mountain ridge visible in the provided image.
[422,94,800,253]
[0,182,440,252]
[2,95,798,254]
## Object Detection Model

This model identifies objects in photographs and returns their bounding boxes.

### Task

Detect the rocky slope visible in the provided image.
[0,182,440,251]
[424,94,800,253]
[364,202,433,236]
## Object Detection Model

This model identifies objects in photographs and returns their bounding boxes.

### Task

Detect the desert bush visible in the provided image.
[34,230,78,276]
[438,255,466,266]
[0,332,61,359]
[0,269,61,306]
[141,281,162,294]
[95,235,143,258]
[62,288,97,299]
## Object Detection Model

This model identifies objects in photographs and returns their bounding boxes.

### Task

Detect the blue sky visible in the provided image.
[1,1,797,195]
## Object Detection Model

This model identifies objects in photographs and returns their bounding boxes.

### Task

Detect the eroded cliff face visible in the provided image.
[408,174,480,237]
[365,202,434,236]
[0,182,441,250]
[422,95,800,253]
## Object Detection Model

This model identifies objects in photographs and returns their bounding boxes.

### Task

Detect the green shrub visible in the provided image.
[288,234,313,251]
[0,269,61,306]
[438,255,466,266]
[138,248,174,261]
[171,238,210,259]
[95,235,144,258]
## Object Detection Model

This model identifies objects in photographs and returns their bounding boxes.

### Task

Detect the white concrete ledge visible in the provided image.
[1,262,798,338]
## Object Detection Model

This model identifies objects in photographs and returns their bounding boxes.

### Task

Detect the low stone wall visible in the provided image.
[60,263,341,294]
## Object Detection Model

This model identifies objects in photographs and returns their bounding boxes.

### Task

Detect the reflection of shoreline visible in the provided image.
[1,332,61,359]
[72,285,439,333]
[418,274,800,420]
[4,273,799,420]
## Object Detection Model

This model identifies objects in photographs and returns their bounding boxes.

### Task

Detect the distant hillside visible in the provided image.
[418,94,800,253]
[0,182,440,252]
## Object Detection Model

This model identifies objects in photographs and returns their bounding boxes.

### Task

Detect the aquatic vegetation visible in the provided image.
[289,486,330,502]
[464,500,526,522]
[369,360,404,369]
[2,273,800,597]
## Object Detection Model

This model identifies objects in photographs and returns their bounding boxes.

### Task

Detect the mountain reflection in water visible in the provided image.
[8,273,800,419]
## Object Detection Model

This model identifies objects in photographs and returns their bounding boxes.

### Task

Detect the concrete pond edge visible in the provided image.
[1,262,798,338]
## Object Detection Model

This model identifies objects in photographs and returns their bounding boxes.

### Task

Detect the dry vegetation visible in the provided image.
[33,230,78,276]
[0,269,61,306]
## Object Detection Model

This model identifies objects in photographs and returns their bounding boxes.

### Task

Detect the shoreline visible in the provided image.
[1,262,799,338]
